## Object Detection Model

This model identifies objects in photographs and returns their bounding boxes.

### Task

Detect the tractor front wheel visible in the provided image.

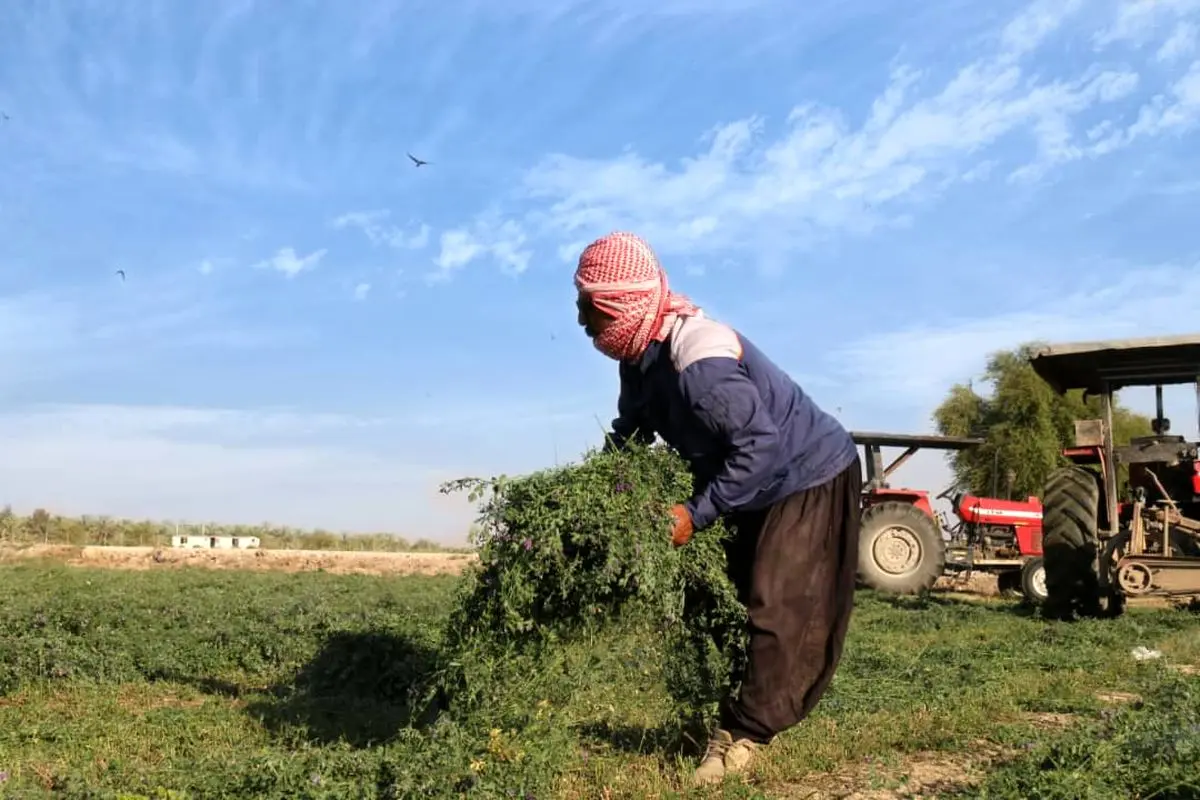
[1020,556,1048,605]
[858,501,946,594]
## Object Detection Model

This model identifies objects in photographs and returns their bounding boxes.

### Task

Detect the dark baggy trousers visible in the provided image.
[718,456,862,744]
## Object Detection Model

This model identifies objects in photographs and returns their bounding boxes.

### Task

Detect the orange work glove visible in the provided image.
[670,504,694,547]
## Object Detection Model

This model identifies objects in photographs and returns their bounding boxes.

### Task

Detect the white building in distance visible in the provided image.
[171,534,261,550]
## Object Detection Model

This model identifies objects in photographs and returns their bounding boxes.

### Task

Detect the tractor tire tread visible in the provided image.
[1042,466,1100,550]
[1040,465,1111,620]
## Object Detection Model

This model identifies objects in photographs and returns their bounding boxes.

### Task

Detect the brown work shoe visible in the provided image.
[692,728,760,786]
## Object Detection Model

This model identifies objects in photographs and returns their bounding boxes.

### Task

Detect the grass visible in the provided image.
[1,563,1199,799]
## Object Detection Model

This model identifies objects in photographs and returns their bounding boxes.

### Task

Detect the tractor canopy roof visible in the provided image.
[1028,333,1200,394]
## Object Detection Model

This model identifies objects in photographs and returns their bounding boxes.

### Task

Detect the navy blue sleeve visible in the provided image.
[678,358,782,530]
[605,361,656,452]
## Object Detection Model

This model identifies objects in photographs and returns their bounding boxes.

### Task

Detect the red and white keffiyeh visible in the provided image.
[573,232,699,361]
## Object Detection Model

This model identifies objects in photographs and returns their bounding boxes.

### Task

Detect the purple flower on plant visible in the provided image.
[522,538,533,551]
[0,771,8,783]
[614,482,632,493]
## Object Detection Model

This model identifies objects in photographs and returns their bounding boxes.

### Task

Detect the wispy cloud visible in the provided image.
[1158,21,1198,61]
[333,210,431,251]
[0,2,472,193]
[828,261,1200,412]
[1095,0,1200,49]
[425,0,1200,269]
[353,282,371,301]
[253,247,328,279]
[432,218,532,281]
[999,0,1084,58]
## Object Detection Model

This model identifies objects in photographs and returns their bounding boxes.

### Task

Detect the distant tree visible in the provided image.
[0,505,16,543]
[28,508,52,544]
[933,343,1154,499]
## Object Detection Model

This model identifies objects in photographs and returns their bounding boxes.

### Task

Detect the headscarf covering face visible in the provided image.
[573,232,699,361]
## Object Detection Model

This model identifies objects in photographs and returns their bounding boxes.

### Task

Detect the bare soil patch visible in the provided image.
[0,544,478,576]
[115,685,207,715]
[772,710,1086,799]
[1095,690,1142,705]
[775,742,1011,799]
[933,572,1002,596]
[1019,712,1077,731]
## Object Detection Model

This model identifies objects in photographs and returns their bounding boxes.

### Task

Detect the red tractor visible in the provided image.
[940,488,1047,603]
[852,432,1048,604]
[1030,335,1200,619]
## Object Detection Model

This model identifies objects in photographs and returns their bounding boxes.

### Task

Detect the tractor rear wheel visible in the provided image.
[858,501,946,594]
[1040,466,1115,620]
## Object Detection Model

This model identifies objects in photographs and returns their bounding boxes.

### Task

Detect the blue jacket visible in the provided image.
[608,313,858,531]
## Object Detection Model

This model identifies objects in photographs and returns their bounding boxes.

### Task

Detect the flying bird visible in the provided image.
[115,269,125,281]
[407,152,430,167]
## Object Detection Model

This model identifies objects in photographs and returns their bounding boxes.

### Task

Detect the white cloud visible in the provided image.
[505,1,1192,261]
[434,230,484,276]
[960,159,997,182]
[353,282,371,300]
[333,210,431,250]
[198,259,215,275]
[1095,0,1200,49]
[254,246,327,278]
[828,262,1200,412]
[1158,21,1198,61]
[432,219,531,279]
[1115,59,1200,141]
[999,0,1084,58]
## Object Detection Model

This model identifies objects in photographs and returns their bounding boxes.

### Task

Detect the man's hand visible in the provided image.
[670,504,694,547]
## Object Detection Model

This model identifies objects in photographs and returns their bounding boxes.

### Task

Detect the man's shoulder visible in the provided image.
[669,314,743,373]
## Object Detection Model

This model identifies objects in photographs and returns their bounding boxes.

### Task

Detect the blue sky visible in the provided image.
[3,0,1200,543]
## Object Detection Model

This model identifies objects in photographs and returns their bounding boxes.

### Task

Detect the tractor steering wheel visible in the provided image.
[935,484,958,502]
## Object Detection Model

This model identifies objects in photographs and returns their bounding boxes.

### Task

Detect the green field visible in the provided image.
[1,562,1199,799]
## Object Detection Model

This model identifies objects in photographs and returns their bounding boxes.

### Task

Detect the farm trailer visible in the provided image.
[851,431,1048,603]
[1031,334,1200,619]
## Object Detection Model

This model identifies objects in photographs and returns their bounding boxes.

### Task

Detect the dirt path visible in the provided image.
[0,544,478,576]
[774,743,1011,799]
[1,546,1185,608]
[4,546,1006,587]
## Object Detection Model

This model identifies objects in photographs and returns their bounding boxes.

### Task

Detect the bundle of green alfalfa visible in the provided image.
[436,441,749,721]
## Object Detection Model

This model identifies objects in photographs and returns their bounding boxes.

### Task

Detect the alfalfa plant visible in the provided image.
[437,441,749,725]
